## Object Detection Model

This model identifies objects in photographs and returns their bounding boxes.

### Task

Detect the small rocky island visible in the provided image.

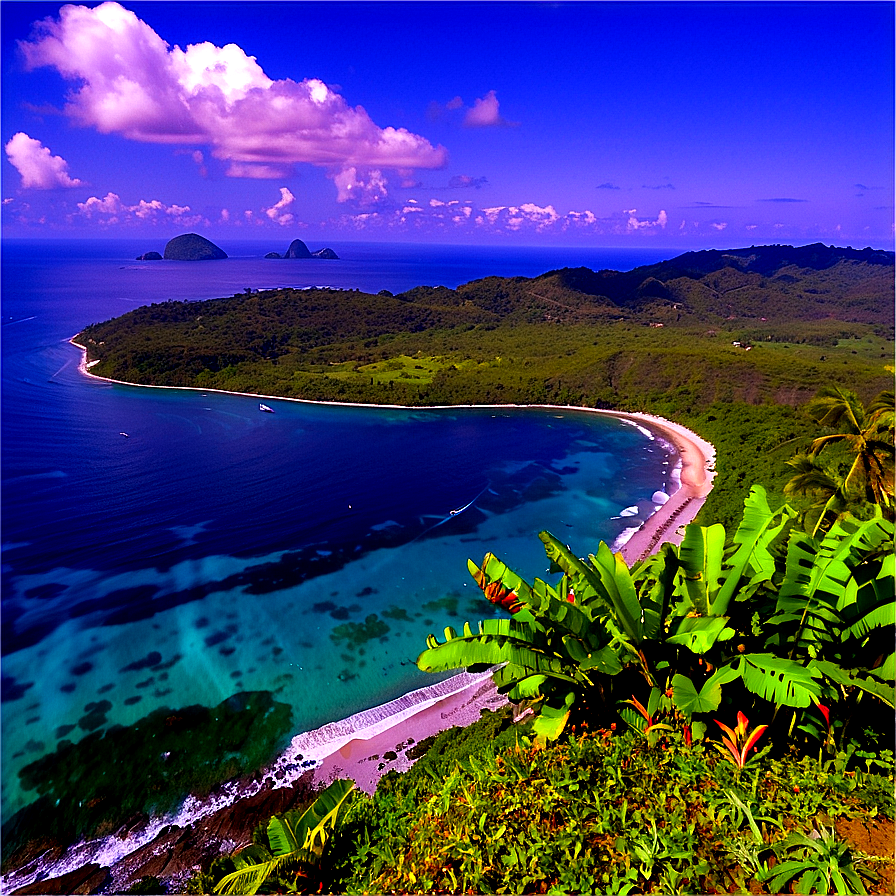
[265,238,339,260]
[162,233,227,261]
[135,251,162,261]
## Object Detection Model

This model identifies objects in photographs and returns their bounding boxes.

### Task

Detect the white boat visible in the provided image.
[259,403,274,413]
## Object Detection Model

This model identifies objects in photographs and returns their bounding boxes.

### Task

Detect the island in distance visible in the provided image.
[137,235,337,261]
[136,233,227,261]
[265,238,339,260]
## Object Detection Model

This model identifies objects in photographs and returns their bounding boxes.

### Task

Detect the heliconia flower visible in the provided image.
[817,704,831,728]
[713,713,768,769]
[483,580,523,614]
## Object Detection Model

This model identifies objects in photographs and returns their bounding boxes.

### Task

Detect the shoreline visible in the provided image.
[71,335,714,555]
[12,339,718,889]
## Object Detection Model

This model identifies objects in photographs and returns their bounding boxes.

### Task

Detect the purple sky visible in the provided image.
[2,1,893,248]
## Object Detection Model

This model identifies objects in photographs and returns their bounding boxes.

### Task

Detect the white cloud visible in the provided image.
[75,191,203,227]
[331,167,387,205]
[4,132,83,189]
[263,186,296,225]
[463,90,516,128]
[21,2,447,201]
[626,208,668,231]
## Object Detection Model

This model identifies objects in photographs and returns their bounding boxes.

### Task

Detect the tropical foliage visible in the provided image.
[417,487,895,749]
[212,779,354,895]
[325,716,893,895]
[785,388,894,534]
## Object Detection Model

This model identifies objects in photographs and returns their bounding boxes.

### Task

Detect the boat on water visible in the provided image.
[259,403,274,413]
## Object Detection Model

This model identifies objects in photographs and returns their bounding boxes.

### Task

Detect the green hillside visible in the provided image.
[75,243,894,529]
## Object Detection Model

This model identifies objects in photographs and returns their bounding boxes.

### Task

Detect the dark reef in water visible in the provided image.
[1,691,293,871]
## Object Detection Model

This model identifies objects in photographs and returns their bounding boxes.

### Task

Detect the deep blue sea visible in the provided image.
[1,239,679,815]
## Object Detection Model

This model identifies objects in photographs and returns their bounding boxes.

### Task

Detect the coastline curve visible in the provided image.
[9,337,722,889]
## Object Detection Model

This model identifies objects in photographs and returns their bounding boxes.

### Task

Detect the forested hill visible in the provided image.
[75,242,893,529]
[76,241,893,405]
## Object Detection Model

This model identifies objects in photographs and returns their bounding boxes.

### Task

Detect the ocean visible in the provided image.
[1,238,679,818]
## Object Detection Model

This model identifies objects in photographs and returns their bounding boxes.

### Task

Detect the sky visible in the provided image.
[1,0,893,248]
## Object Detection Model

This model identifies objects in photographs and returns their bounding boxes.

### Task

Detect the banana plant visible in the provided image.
[214,779,354,895]
[417,485,894,747]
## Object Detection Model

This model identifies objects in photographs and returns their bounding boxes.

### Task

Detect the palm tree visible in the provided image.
[786,388,894,532]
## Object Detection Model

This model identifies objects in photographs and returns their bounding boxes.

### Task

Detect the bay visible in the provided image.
[1,239,677,817]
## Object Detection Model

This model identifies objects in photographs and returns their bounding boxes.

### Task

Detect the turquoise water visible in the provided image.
[1,240,678,816]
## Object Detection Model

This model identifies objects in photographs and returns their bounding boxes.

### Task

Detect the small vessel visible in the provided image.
[119,432,129,438]
[259,403,274,413]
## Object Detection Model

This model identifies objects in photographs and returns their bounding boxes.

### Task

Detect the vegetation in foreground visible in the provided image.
[188,711,894,895]
[181,385,894,896]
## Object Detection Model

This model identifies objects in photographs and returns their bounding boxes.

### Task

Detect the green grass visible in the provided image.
[323,711,894,895]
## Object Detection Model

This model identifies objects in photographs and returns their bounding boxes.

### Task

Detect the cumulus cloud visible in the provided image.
[463,90,516,128]
[4,132,83,189]
[263,186,296,225]
[331,200,684,240]
[626,209,668,231]
[75,191,203,227]
[331,167,387,205]
[20,2,447,200]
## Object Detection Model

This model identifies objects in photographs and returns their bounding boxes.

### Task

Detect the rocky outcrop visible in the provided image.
[163,234,227,261]
[284,239,312,259]
[267,241,339,259]
[135,251,162,261]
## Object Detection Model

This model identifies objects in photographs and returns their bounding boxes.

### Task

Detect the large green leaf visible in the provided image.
[630,545,678,640]
[676,523,726,616]
[734,653,822,708]
[712,485,796,615]
[539,531,646,646]
[216,859,282,896]
[531,691,575,744]
[666,615,735,654]
[417,622,577,683]
[214,780,355,895]
[671,666,740,716]
[809,659,896,708]
[588,541,645,644]
[268,779,355,858]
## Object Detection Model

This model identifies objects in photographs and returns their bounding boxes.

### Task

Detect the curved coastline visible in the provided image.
[12,338,719,890]
[71,336,715,565]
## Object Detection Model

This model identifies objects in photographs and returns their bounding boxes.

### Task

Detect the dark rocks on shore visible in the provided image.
[10,862,108,895]
[163,234,227,261]
[135,251,162,261]
[267,240,339,260]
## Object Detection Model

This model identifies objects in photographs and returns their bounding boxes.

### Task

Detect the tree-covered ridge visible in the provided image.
[75,244,894,530]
